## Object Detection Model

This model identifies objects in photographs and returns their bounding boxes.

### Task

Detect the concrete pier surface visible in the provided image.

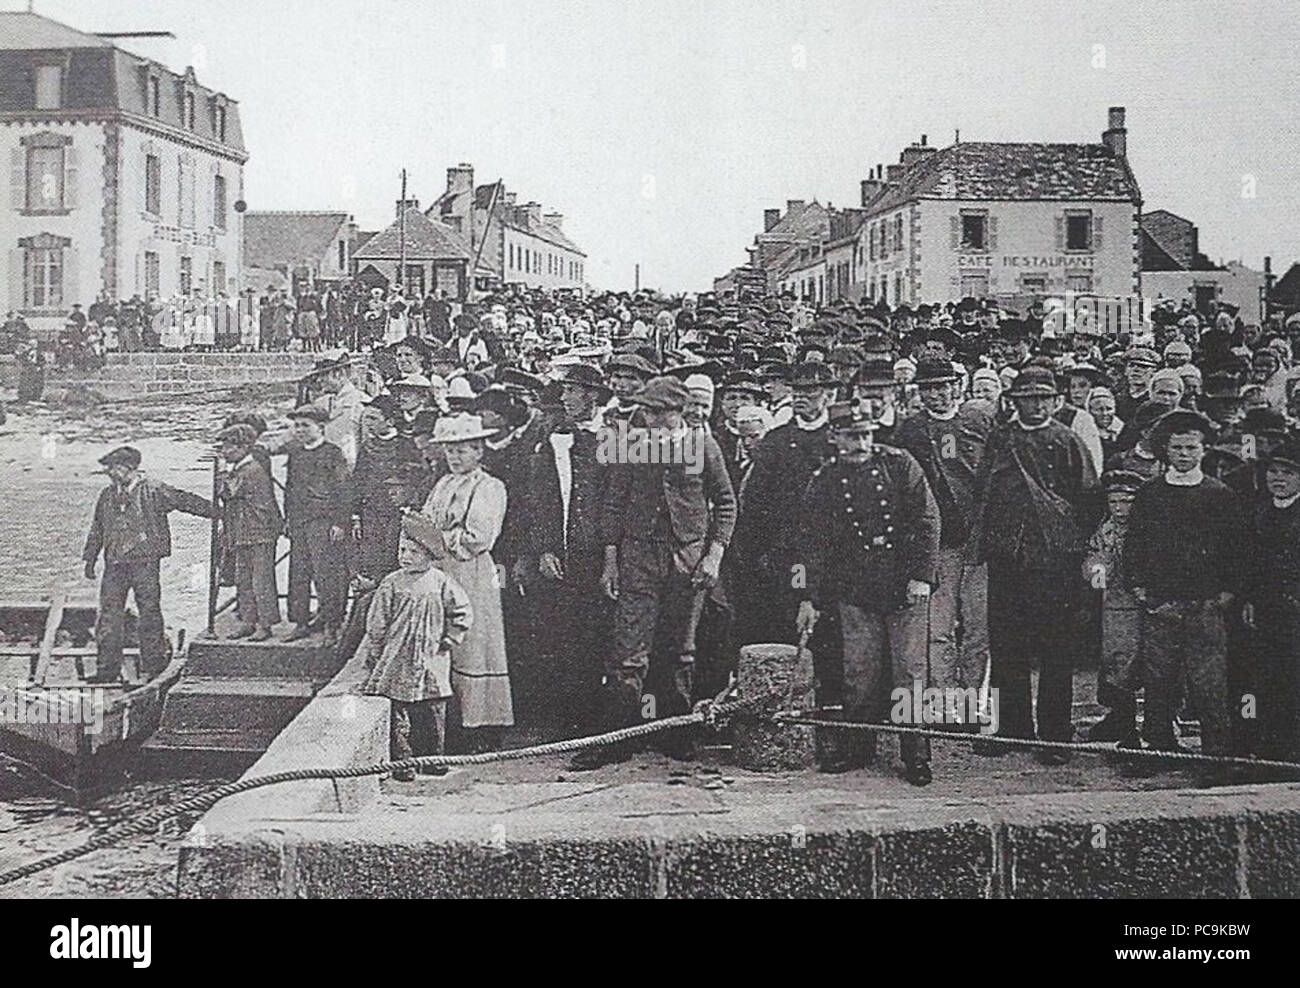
[176,655,1300,899]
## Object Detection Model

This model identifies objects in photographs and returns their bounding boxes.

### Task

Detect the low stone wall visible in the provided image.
[48,353,319,400]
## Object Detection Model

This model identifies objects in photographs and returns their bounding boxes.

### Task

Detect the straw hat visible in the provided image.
[430,413,497,444]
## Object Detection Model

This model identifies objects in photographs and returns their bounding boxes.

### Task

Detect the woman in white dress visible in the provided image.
[409,412,513,751]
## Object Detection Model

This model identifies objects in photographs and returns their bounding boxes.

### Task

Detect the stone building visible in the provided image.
[0,11,248,333]
[352,200,472,300]
[243,211,356,294]
[856,110,1142,305]
[1140,208,1266,320]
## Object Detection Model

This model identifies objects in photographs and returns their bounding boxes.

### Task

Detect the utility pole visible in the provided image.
[397,169,407,290]
[635,263,640,292]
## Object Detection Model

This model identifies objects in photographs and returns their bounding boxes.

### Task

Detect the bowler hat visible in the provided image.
[790,362,838,389]
[98,445,141,470]
[721,370,765,396]
[853,358,897,389]
[1006,365,1060,398]
[629,376,693,410]
[912,354,961,386]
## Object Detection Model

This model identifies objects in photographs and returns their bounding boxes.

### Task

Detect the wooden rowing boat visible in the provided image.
[0,596,186,798]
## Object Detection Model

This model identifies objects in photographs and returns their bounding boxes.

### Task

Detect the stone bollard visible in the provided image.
[732,643,816,771]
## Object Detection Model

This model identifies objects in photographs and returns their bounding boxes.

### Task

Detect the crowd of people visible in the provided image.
[78,284,1300,787]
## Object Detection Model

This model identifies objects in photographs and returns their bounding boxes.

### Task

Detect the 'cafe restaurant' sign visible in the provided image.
[958,253,1094,269]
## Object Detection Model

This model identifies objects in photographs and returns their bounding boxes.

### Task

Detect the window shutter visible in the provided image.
[950,215,960,249]
[988,215,999,251]
[1054,215,1065,251]
[11,149,26,211]
[8,248,25,310]
[63,146,78,210]
[1093,214,1103,250]
[61,248,79,311]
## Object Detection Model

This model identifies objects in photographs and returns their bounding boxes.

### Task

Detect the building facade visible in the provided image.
[243,211,356,294]
[857,112,1141,306]
[427,163,585,291]
[1140,208,1266,320]
[0,12,248,332]
[352,202,472,301]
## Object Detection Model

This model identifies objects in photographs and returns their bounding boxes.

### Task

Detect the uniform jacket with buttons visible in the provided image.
[797,445,941,612]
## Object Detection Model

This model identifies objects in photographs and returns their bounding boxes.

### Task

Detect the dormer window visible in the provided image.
[215,104,227,142]
[184,92,196,130]
[34,65,62,110]
[148,76,161,117]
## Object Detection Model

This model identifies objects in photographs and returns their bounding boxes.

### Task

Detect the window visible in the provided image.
[23,244,63,309]
[893,272,903,304]
[960,272,989,297]
[144,154,162,215]
[524,248,529,274]
[34,65,62,110]
[337,240,346,271]
[178,156,195,228]
[961,212,987,250]
[1066,273,1094,293]
[25,145,64,212]
[215,105,227,142]
[894,214,904,252]
[213,174,227,230]
[144,252,160,295]
[179,256,193,295]
[184,92,196,130]
[1020,274,1047,294]
[868,223,877,261]
[1066,211,1093,251]
[213,261,226,293]
[148,77,161,117]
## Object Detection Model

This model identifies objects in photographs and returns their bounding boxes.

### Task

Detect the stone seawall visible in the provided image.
[45,353,319,400]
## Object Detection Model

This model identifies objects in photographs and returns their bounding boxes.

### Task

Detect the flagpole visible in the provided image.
[397,168,407,291]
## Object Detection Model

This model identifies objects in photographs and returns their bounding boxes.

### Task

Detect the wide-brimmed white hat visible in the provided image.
[431,413,496,444]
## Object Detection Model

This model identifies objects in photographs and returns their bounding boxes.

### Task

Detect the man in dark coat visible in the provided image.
[732,361,837,647]
[82,446,213,681]
[796,402,942,785]
[218,424,283,641]
[518,364,612,736]
[895,354,995,726]
[572,376,737,769]
[974,365,1098,760]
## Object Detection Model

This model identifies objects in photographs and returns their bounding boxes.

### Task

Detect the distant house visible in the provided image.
[1270,262,1300,314]
[1141,208,1266,320]
[427,163,586,291]
[242,211,355,294]
[351,200,472,300]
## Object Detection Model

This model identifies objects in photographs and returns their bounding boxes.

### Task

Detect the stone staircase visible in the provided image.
[143,631,344,778]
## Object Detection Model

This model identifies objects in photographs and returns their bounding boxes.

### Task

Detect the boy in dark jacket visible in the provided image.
[219,424,284,641]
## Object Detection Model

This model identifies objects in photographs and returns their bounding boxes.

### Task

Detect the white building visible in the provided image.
[0,12,248,333]
[427,164,586,292]
[857,109,1141,306]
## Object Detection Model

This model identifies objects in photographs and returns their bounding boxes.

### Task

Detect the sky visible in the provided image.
[14,0,1300,291]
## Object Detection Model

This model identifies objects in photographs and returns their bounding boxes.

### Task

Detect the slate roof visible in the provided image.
[0,12,246,157]
[864,142,1140,216]
[504,210,584,256]
[1271,263,1300,307]
[760,201,831,242]
[353,208,471,261]
[244,212,350,269]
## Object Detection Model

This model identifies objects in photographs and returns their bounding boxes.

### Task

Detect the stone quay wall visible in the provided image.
[47,353,319,400]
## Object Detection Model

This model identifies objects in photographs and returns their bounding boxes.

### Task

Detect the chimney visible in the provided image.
[786,199,806,214]
[543,211,564,230]
[503,191,517,208]
[1102,105,1127,157]
[764,208,781,231]
[860,166,884,205]
[885,164,904,184]
[446,163,474,195]
[524,201,542,226]
[395,198,420,218]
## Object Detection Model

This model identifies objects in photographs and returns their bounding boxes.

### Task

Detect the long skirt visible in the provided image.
[437,551,513,727]
[294,311,320,340]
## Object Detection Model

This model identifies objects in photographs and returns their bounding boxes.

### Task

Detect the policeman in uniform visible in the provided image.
[795,402,942,785]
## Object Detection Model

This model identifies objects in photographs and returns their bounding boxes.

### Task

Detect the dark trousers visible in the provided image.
[1142,599,1230,755]
[987,559,1077,741]
[603,539,705,727]
[235,541,281,628]
[391,698,448,761]
[97,558,166,679]
[532,577,610,736]
[287,519,346,628]
[1250,598,1300,759]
